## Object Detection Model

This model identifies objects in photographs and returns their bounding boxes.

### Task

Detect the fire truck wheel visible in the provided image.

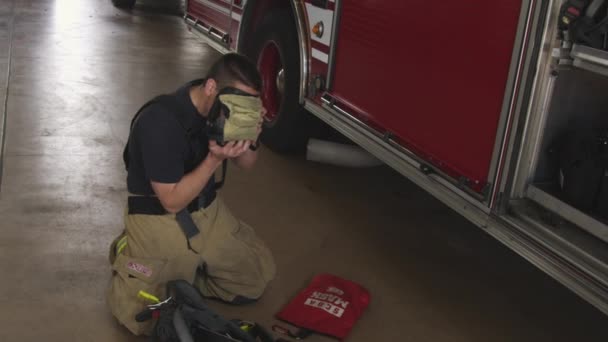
[249,10,320,154]
[112,0,136,9]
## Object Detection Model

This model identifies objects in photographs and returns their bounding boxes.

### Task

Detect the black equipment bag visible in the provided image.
[559,0,608,50]
[139,280,275,342]
[553,126,608,218]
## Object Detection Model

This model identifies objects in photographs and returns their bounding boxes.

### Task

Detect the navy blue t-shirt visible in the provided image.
[126,79,209,195]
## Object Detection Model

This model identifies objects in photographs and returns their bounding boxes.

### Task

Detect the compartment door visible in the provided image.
[328,1,523,193]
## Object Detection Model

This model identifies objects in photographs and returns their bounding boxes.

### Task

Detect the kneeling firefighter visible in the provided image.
[107,53,276,336]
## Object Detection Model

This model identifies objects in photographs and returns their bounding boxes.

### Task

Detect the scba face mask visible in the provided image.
[206,87,263,146]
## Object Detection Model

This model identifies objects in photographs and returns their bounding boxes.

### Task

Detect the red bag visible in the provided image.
[276,273,370,340]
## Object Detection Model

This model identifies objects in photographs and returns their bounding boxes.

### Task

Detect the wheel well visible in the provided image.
[238,0,294,54]
[239,0,310,104]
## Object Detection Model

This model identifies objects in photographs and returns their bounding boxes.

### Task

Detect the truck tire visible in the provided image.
[112,0,136,9]
[247,10,319,153]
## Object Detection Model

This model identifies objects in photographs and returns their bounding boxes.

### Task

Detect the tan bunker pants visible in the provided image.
[107,198,276,336]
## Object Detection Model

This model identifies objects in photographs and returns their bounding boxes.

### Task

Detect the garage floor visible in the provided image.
[0,1,607,341]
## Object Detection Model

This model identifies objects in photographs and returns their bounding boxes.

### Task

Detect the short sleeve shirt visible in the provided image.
[126,79,209,195]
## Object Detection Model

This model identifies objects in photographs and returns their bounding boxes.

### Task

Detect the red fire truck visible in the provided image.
[184,0,608,315]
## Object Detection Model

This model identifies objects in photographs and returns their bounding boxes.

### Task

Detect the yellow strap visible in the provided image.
[239,321,254,332]
[138,290,160,304]
[116,236,128,255]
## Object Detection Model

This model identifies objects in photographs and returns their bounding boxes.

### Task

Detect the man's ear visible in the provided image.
[204,78,217,96]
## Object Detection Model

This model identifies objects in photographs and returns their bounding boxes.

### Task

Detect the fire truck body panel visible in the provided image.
[324,1,523,193]
[305,2,334,89]
[187,0,235,43]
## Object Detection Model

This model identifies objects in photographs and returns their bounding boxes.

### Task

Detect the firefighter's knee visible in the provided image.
[107,252,201,335]
[195,220,276,303]
[107,254,166,335]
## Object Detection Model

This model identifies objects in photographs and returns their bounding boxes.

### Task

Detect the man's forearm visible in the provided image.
[155,156,222,213]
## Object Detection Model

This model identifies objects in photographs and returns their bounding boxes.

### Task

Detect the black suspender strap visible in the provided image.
[177,159,226,243]
[215,159,228,190]
[175,209,200,240]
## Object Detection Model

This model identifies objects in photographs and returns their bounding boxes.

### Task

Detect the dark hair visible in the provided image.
[206,53,262,92]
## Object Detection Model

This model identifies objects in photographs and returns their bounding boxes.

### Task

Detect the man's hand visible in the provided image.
[208,140,251,164]
[212,107,265,170]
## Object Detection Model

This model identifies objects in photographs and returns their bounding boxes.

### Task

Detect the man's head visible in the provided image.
[192,53,262,116]
[192,54,264,144]
[198,53,262,114]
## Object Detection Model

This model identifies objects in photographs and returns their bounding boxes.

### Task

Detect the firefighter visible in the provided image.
[107,53,276,336]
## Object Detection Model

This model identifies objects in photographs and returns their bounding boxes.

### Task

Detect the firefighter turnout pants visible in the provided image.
[106,198,276,336]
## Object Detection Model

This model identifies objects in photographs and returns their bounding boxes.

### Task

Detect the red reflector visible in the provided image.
[567,6,581,16]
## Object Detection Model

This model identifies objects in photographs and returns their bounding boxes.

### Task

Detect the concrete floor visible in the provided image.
[0,1,607,341]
